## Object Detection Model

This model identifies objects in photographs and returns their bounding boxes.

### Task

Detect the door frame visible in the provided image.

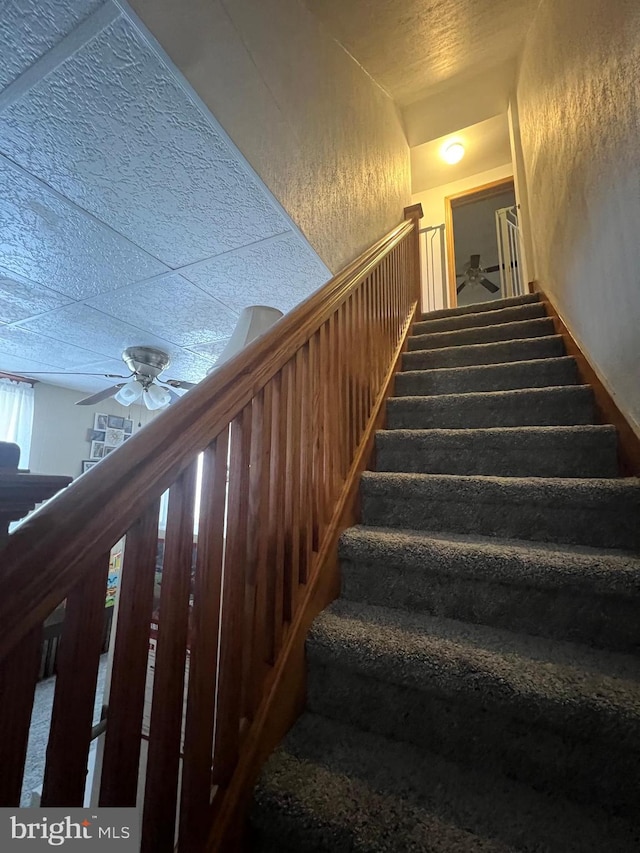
[444,176,515,308]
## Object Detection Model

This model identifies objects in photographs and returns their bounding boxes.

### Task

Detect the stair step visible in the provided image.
[339,526,640,651]
[403,334,565,370]
[251,714,639,853]
[306,601,640,817]
[408,316,555,351]
[375,425,618,477]
[387,385,595,429]
[395,357,578,397]
[413,302,546,335]
[420,292,540,321]
[360,472,640,549]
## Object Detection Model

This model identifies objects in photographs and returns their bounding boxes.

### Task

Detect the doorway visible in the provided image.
[445,178,516,308]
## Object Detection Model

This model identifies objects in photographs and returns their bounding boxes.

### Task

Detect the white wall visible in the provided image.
[517,0,640,434]
[30,383,157,478]
[411,163,514,226]
[126,0,411,273]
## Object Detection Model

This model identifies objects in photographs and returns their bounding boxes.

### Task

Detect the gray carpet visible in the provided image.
[250,293,640,850]
[20,655,108,806]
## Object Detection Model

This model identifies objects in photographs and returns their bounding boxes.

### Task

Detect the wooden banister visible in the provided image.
[0,211,422,846]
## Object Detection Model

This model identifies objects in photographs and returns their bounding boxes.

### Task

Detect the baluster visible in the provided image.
[0,627,43,804]
[308,334,321,554]
[213,406,252,789]
[266,372,286,661]
[100,500,161,807]
[242,392,266,721]
[142,463,197,852]
[296,345,312,584]
[41,552,110,806]
[179,430,229,847]
[284,357,301,618]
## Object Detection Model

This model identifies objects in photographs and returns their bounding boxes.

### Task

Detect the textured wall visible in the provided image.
[517,0,640,432]
[126,0,410,273]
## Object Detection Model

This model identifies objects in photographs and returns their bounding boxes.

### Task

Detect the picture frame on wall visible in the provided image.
[107,415,125,430]
[82,460,98,473]
[123,419,133,435]
[94,413,108,431]
[105,427,125,446]
[90,441,105,459]
[88,429,106,442]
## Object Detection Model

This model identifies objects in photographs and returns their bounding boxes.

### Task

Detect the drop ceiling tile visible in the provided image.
[181,234,329,314]
[85,274,238,347]
[0,325,103,369]
[19,303,177,362]
[0,354,68,376]
[0,267,73,323]
[163,348,216,384]
[187,338,231,362]
[0,0,104,91]
[0,157,168,298]
[0,16,287,268]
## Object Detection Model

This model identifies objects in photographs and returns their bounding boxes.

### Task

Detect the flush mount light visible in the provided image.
[442,141,465,165]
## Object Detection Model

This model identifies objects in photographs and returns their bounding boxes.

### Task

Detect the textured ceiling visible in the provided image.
[303,0,541,106]
[0,0,329,394]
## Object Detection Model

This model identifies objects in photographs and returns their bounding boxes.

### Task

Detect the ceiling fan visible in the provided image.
[20,347,196,409]
[456,254,501,295]
[74,347,196,408]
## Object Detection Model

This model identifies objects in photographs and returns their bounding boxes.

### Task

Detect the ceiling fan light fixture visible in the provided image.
[144,383,172,410]
[114,378,144,406]
[442,141,465,165]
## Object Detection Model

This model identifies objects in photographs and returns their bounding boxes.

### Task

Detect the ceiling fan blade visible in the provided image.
[480,277,500,293]
[456,280,467,294]
[75,384,124,406]
[470,254,481,269]
[162,378,197,390]
[9,370,130,378]
[484,264,501,273]
[166,388,184,405]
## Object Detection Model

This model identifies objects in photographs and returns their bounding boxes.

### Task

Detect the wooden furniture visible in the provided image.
[0,209,422,848]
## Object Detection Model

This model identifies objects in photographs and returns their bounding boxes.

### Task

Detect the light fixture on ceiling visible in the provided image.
[113,377,172,410]
[442,141,465,165]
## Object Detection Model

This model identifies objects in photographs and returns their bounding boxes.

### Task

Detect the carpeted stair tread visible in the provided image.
[308,599,640,749]
[387,385,595,429]
[395,357,578,396]
[420,293,540,321]
[412,302,545,335]
[338,526,640,651]
[402,335,565,370]
[339,526,640,598]
[251,713,639,853]
[375,425,618,477]
[361,471,640,548]
[408,317,555,351]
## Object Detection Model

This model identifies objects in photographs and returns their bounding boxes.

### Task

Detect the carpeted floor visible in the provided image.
[20,654,108,806]
[249,293,640,851]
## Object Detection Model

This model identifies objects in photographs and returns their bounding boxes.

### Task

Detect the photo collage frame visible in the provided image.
[82,413,134,473]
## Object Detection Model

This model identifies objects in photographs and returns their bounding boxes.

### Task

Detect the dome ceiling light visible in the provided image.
[442,141,465,165]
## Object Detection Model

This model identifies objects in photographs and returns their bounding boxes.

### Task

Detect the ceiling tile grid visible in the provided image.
[0,0,329,394]
[84,274,239,347]
[0,0,104,90]
[182,233,330,314]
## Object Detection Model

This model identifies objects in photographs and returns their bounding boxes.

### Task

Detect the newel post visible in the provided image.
[404,203,423,305]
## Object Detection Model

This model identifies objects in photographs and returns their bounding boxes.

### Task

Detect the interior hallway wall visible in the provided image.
[517,0,640,433]
[125,0,410,273]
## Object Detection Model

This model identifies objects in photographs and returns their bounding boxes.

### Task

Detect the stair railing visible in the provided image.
[0,206,422,850]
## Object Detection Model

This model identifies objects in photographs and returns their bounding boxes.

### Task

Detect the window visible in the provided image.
[0,377,35,468]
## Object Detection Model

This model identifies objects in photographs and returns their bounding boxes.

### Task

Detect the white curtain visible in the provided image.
[0,378,35,468]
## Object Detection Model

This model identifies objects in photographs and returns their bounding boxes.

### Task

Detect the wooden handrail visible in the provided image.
[0,209,422,844]
[0,219,413,660]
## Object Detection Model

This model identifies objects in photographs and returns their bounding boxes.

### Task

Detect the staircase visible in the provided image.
[249,292,640,852]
